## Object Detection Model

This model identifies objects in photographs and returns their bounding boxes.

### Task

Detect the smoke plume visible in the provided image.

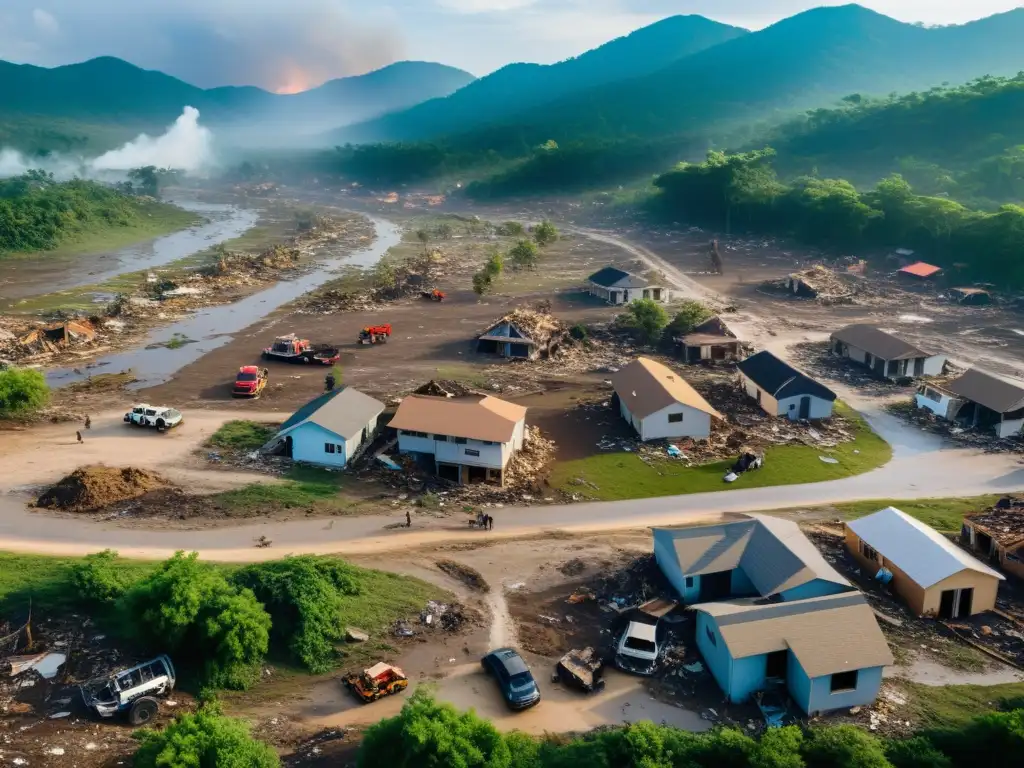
[0,107,215,181]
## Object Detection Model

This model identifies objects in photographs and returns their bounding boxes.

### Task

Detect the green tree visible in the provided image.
[70,549,133,604]
[666,299,714,337]
[358,689,511,768]
[618,298,669,344]
[127,166,160,197]
[121,551,271,689]
[472,271,494,296]
[508,239,540,270]
[416,229,430,253]
[483,249,504,278]
[802,725,892,768]
[374,259,397,290]
[532,220,559,247]
[497,221,525,236]
[436,222,455,240]
[752,726,806,768]
[232,556,362,674]
[0,367,50,416]
[133,705,279,768]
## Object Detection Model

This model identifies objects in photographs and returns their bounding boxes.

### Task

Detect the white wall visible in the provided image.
[915,387,955,418]
[398,429,518,469]
[777,394,834,421]
[921,355,946,376]
[289,422,348,468]
[640,403,713,441]
[997,418,1024,438]
[740,373,780,417]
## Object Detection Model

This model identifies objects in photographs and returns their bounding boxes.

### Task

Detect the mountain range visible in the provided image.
[0,57,474,147]
[343,4,1024,149]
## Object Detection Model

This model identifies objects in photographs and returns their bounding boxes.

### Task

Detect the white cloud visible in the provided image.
[435,0,541,12]
[32,8,59,35]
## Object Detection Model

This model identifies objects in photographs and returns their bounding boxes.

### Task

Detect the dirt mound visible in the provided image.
[435,559,490,593]
[35,466,167,512]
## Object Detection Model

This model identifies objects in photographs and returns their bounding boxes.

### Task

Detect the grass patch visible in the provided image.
[207,420,277,451]
[550,402,892,501]
[901,680,1024,728]
[433,364,490,389]
[834,495,999,532]
[213,466,361,514]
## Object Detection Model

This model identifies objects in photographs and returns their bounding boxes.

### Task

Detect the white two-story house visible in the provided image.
[390,394,528,485]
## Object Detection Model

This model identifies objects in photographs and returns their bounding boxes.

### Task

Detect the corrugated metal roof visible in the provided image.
[278,387,384,440]
[655,515,849,597]
[846,507,1004,588]
[390,395,527,443]
[613,357,724,420]
[945,368,1024,414]
[831,324,932,361]
[899,261,942,278]
[694,593,894,677]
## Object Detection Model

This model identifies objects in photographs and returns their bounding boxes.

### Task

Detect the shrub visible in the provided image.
[667,299,714,337]
[70,549,133,604]
[120,551,270,689]
[0,367,50,416]
[508,239,540,269]
[133,705,279,768]
[497,221,525,236]
[885,736,952,768]
[533,220,559,246]
[207,420,275,451]
[232,556,362,673]
[569,322,589,341]
[802,725,893,768]
[617,298,669,344]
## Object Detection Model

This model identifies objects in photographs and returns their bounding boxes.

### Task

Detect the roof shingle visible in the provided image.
[613,357,723,420]
[737,351,836,402]
[831,324,932,361]
[391,395,526,443]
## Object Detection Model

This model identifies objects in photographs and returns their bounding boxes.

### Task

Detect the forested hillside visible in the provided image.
[652,150,1024,286]
[339,15,747,144]
[346,5,1024,150]
[761,74,1024,203]
[0,172,189,256]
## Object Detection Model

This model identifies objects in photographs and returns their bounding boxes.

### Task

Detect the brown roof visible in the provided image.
[831,324,933,361]
[695,593,893,677]
[390,395,527,443]
[946,368,1024,413]
[612,357,723,421]
[679,333,742,347]
[965,505,1024,549]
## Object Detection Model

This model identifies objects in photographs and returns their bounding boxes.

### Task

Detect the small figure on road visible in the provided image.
[76,430,83,444]
[325,372,336,392]
[486,514,493,531]
[405,509,411,528]
[84,415,91,430]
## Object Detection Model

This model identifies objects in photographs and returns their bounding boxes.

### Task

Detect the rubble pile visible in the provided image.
[789,342,918,395]
[481,307,568,356]
[760,265,862,305]
[889,400,1024,453]
[504,426,556,488]
[34,466,167,512]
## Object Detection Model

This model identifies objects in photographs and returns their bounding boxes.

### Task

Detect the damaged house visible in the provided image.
[846,507,1003,618]
[476,309,566,360]
[830,324,946,380]
[675,316,744,363]
[19,319,97,354]
[587,266,668,305]
[390,394,527,485]
[915,368,1024,438]
[963,497,1024,580]
[653,516,892,715]
[612,357,723,441]
[270,388,384,469]
[782,265,855,303]
[737,351,837,421]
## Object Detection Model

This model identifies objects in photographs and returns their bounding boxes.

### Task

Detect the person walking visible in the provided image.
[76,430,83,444]
[84,415,91,430]
[325,372,336,392]
[405,509,412,528]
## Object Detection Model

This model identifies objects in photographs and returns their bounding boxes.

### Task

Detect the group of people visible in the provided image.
[473,512,494,530]
[76,414,91,443]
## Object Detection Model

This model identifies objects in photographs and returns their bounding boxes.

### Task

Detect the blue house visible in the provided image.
[653,516,893,715]
[273,387,384,469]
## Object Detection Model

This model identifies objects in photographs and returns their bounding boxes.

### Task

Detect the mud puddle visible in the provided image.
[45,216,401,389]
[0,199,258,305]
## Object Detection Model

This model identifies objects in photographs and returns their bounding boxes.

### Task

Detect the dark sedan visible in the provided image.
[481,648,541,710]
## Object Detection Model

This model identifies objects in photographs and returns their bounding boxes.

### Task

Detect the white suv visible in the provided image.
[124,404,183,431]
[614,620,659,675]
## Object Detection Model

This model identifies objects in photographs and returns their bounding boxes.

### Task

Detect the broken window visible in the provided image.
[830,670,858,693]
[920,387,943,403]
[861,542,879,562]
[668,413,684,423]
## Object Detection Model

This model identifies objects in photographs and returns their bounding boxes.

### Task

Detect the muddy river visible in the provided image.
[46,215,401,389]
[0,199,258,306]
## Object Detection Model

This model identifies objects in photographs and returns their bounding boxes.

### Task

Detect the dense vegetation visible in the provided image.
[358,690,1024,768]
[653,149,1024,286]
[0,172,158,255]
[0,367,50,416]
[763,74,1024,203]
[133,705,279,768]
[70,551,381,688]
[347,6,1024,150]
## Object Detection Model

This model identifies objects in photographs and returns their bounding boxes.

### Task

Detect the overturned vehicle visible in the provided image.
[80,655,176,725]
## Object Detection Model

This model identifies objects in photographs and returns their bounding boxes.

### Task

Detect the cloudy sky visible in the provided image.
[1,1,1021,92]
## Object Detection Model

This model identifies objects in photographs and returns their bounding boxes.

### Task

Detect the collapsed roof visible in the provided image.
[945,368,1024,414]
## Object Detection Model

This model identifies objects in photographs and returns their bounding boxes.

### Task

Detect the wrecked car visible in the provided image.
[614,620,659,676]
[80,655,175,725]
[555,647,605,693]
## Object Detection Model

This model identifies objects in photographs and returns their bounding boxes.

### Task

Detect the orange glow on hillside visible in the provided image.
[274,61,314,94]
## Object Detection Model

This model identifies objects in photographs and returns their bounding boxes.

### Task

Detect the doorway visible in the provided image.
[938,587,974,619]
[798,396,811,419]
[699,571,732,601]
[766,650,788,680]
